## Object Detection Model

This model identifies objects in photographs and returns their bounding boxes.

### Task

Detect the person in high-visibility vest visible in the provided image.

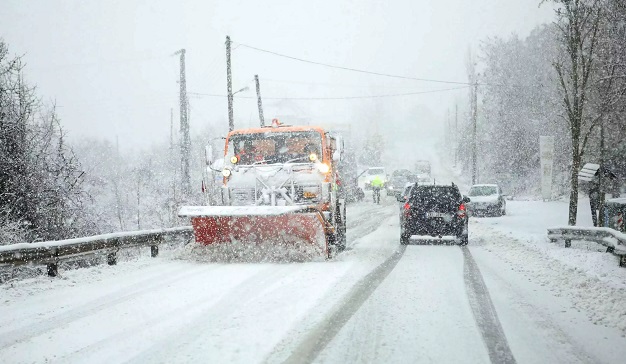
[371,175,384,204]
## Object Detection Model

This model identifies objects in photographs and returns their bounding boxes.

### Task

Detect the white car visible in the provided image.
[360,167,387,190]
[467,184,506,216]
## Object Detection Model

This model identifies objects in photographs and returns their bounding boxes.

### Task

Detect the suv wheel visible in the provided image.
[400,231,410,245]
[459,234,468,246]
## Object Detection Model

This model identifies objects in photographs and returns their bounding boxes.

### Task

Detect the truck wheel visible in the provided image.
[337,229,346,252]
[335,204,347,252]
[326,232,335,259]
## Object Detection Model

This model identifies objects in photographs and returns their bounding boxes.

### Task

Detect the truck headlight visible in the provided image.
[317,163,330,174]
[222,168,232,177]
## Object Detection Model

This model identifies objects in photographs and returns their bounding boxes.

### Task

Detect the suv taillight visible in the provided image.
[403,202,411,216]
[458,203,466,218]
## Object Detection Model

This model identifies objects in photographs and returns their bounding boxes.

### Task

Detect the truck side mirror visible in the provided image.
[333,150,341,162]
[205,145,214,166]
[211,158,225,171]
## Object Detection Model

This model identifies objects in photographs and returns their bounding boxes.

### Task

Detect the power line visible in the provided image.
[235,42,473,86]
[260,77,434,89]
[187,86,468,100]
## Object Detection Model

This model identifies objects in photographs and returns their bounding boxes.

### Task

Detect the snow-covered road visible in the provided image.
[1,198,626,363]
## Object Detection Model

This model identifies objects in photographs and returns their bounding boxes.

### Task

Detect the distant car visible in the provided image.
[399,183,469,245]
[414,160,431,176]
[416,175,434,185]
[466,184,506,216]
[387,169,417,197]
[342,180,365,203]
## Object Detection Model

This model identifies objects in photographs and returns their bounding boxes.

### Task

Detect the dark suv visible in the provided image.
[399,183,469,245]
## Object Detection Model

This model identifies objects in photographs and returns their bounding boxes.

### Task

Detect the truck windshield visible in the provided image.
[227,130,323,165]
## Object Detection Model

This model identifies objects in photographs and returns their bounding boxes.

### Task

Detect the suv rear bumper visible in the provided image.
[402,220,467,238]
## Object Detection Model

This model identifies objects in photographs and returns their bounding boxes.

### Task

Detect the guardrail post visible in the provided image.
[151,235,162,258]
[107,252,117,265]
[47,262,58,277]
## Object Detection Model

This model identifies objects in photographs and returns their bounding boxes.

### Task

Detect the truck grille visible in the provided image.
[230,183,321,206]
[295,185,322,203]
[231,188,256,205]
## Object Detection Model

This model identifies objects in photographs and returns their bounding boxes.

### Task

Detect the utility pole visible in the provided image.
[471,81,478,185]
[454,103,458,167]
[444,108,452,154]
[255,74,265,127]
[175,48,191,197]
[169,107,174,150]
[226,36,234,131]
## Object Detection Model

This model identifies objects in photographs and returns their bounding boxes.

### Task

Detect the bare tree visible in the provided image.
[548,0,603,225]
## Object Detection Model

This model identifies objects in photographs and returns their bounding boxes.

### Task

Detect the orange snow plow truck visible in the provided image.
[179,121,347,259]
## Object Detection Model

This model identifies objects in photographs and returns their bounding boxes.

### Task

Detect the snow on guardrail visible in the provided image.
[547,226,626,267]
[0,226,194,277]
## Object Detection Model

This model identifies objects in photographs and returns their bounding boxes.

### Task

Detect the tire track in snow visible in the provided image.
[345,204,396,248]
[0,264,215,349]
[58,265,276,362]
[126,264,302,363]
[470,246,598,364]
[462,246,516,364]
[275,245,406,364]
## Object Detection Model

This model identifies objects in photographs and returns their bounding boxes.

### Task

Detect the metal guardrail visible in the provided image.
[547,226,626,267]
[0,226,194,277]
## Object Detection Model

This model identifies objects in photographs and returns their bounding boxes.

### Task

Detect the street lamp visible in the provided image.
[233,86,249,96]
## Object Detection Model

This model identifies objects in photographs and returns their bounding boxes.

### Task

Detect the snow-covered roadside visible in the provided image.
[469,200,626,336]
[471,245,626,363]
[473,199,626,289]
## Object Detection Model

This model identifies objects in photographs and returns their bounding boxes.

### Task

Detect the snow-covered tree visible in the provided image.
[0,40,92,244]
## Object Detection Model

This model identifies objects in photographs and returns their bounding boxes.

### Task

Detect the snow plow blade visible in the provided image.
[178,206,328,258]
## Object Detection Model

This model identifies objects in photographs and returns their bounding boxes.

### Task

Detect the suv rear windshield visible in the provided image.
[409,186,461,211]
[468,186,498,196]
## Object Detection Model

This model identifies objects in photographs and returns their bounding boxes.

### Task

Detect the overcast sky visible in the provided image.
[0,0,554,152]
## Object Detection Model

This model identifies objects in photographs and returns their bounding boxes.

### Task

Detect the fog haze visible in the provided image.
[0,0,553,151]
